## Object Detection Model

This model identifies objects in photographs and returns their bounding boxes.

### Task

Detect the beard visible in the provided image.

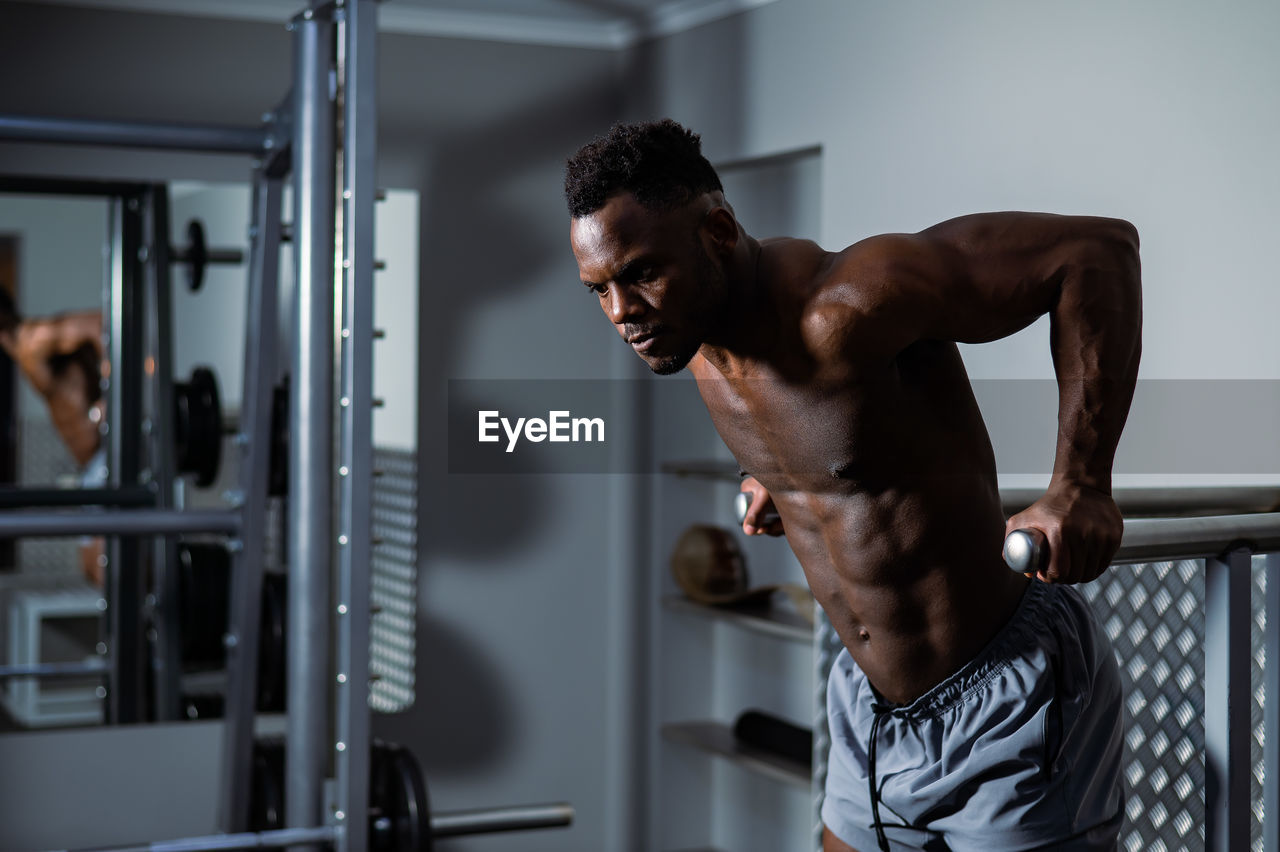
[644,242,725,375]
[648,350,695,375]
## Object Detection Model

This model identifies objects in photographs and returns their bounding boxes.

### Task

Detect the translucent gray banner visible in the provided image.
[446,379,1280,476]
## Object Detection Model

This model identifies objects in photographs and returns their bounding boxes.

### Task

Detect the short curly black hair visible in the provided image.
[564,119,723,218]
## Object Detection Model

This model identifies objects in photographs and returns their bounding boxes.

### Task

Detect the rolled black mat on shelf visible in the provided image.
[732,709,813,768]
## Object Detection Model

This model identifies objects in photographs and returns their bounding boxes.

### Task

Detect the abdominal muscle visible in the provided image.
[778,483,1030,706]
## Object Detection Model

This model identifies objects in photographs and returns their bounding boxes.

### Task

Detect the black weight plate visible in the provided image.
[249,738,285,834]
[370,741,432,852]
[186,366,222,487]
[268,378,289,497]
[177,542,231,668]
[186,219,207,292]
[256,573,287,713]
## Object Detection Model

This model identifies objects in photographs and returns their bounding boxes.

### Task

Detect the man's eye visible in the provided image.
[587,283,607,296]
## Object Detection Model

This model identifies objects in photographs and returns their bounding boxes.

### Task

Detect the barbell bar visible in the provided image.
[52,803,575,852]
[0,660,109,681]
[173,220,246,292]
[0,508,240,538]
[429,802,576,838]
[47,825,336,852]
[0,486,156,509]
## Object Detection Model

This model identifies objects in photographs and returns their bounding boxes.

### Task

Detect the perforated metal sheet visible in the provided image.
[813,557,1271,851]
[15,417,81,577]
[369,447,417,713]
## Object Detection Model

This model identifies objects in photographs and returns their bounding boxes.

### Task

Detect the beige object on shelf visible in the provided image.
[669,524,814,624]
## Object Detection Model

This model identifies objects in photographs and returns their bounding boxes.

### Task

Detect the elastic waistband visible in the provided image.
[885,579,1056,720]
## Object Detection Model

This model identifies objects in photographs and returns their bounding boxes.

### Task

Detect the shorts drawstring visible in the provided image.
[868,702,895,851]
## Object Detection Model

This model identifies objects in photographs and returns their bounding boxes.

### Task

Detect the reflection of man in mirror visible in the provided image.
[0,287,107,583]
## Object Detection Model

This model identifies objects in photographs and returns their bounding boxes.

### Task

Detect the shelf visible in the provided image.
[662,595,812,644]
[660,459,740,482]
[662,721,811,790]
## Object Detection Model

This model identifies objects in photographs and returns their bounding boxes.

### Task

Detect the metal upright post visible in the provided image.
[1204,547,1253,852]
[105,193,148,724]
[142,184,183,722]
[333,2,378,848]
[218,169,286,832]
[288,8,336,844]
[1265,552,1280,852]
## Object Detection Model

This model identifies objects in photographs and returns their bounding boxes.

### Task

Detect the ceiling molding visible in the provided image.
[27,0,780,49]
[639,0,778,41]
[377,5,635,50]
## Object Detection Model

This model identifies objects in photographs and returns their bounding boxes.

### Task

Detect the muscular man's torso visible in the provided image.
[691,239,1028,705]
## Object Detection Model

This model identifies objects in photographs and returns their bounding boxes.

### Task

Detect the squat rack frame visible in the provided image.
[0,1,378,849]
[2,3,574,848]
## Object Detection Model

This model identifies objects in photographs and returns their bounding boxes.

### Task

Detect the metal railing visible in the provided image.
[1010,502,1280,852]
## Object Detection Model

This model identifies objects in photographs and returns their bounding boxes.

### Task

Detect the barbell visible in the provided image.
[248,739,435,850]
[249,740,574,852]
[170,219,245,293]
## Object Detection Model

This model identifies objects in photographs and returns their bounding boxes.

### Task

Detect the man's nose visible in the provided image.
[604,285,645,325]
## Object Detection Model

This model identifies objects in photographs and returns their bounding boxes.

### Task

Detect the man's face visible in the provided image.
[570,193,725,375]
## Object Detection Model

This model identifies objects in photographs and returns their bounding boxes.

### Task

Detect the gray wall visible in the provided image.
[4,0,1272,848]
[632,0,1280,487]
[0,4,630,850]
[629,1,1277,846]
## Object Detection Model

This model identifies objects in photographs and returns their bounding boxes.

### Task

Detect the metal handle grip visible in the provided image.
[734,491,781,527]
[1003,528,1049,574]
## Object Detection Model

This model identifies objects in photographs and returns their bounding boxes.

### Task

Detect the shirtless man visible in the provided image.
[0,288,107,583]
[565,120,1140,850]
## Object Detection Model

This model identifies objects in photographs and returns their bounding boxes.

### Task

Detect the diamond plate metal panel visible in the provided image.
[814,605,841,852]
[814,556,1271,851]
[1082,561,1207,852]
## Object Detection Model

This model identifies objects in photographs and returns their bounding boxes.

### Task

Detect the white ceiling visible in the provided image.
[27,0,777,48]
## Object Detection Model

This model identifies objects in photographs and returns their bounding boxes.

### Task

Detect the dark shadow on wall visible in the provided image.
[372,614,515,773]
[372,79,628,782]
[409,80,624,565]
[379,8,754,832]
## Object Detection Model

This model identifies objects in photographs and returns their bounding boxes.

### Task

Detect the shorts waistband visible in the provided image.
[882,579,1054,721]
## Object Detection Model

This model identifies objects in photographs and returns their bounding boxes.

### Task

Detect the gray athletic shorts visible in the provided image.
[822,580,1125,851]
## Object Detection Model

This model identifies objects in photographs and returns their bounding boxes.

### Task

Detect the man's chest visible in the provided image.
[690,363,913,491]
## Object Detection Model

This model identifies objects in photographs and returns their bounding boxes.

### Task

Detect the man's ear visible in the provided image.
[702,206,739,257]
